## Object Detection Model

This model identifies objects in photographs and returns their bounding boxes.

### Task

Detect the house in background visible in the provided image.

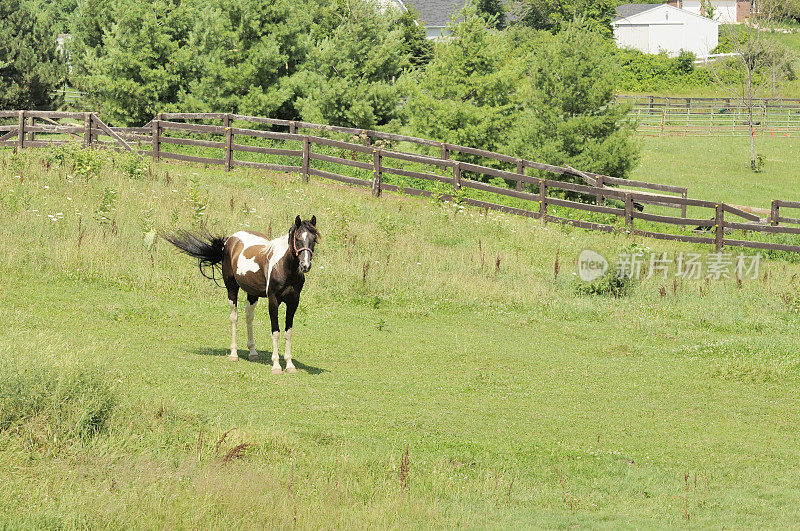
[613,4,720,57]
[386,0,467,39]
[667,0,752,23]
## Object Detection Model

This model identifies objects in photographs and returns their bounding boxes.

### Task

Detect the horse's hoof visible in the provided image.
[249,353,259,361]
[228,354,239,362]
[271,366,282,375]
[286,366,298,374]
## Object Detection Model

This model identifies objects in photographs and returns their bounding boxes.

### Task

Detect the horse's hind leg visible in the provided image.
[245,294,259,361]
[225,281,239,362]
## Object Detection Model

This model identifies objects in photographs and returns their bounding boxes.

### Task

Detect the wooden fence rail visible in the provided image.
[2,110,799,254]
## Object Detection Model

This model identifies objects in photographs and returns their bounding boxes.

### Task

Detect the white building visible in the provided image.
[667,0,752,24]
[613,4,721,57]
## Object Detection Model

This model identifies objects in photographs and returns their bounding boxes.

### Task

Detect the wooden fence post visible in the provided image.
[681,190,688,229]
[17,111,25,150]
[84,112,92,147]
[715,203,724,252]
[224,113,232,172]
[595,174,605,206]
[515,158,524,191]
[770,200,780,226]
[539,180,547,220]
[452,162,462,190]
[372,149,382,198]
[290,121,297,135]
[27,115,34,143]
[625,193,634,228]
[302,136,310,183]
[152,117,161,163]
[440,142,449,172]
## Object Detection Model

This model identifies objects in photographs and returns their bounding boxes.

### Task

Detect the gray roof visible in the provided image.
[401,0,467,28]
[615,3,662,20]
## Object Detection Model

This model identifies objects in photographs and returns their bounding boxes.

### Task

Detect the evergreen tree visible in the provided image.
[475,0,505,29]
[71,0,193,125]
[507,22,639,181]
[176,0,315,119]
[509,0,618,35]
[0,0,66,110]
[397,8,433,68]
[404,9,516,160]
[293,0,410,129]
[406,14,639,183]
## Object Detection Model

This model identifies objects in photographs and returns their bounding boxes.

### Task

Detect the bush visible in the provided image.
[573,266,634,298]
[0,366,115,451]
[615,48,717,92]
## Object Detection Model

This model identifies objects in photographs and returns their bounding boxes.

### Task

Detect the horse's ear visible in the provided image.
[310,215,316,227]
[294,215,302,228]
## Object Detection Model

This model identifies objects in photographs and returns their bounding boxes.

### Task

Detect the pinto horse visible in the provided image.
[166,215,319,374]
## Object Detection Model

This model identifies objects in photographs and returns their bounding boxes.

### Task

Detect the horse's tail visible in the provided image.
[163,230,227,282]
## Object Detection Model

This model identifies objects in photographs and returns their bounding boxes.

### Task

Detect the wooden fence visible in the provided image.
[2,110,800,254]
[616,95,800,136]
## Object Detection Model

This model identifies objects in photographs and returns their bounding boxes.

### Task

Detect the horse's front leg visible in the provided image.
[268,296,282,374]
[245,294,259,361]
[284,297,299,374]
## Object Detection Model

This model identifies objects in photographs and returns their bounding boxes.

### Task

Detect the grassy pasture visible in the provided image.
[631,134,800,209]
[1,142,800,527]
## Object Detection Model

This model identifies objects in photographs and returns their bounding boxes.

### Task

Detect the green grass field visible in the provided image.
[1,141,800,527]
[631,134,800,208]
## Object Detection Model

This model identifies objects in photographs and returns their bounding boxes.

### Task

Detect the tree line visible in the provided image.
[1,0,793,179]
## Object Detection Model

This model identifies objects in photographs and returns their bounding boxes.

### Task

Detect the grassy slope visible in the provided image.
[1,145,800,527]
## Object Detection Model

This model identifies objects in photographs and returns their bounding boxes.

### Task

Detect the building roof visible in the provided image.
[615,3,662,20]
[400,0,467,28]
[614,3,721,24]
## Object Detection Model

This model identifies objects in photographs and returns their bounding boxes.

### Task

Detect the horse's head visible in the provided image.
[290,215,319,274]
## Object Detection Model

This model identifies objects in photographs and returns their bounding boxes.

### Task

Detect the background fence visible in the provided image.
[616,95,800,136]
[2,110,800,254]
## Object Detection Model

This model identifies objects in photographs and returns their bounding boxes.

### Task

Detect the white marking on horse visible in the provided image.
[265,234,290,287]
[285,328,296,373]
[236,255,260,276]
[228,299,238,362]
[232,231,268,276]
[232,231,270,249]
[271,330,281,374]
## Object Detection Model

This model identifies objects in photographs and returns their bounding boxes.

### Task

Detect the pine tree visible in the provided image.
[0,0,66,110]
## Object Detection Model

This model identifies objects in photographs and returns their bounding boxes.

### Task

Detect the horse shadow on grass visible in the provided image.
[192,348,326,375]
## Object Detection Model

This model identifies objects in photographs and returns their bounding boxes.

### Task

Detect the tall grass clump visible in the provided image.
[0,366,115,451]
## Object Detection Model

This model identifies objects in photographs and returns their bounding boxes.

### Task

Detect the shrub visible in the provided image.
[115,151,149,179]
[573,266,634,298]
